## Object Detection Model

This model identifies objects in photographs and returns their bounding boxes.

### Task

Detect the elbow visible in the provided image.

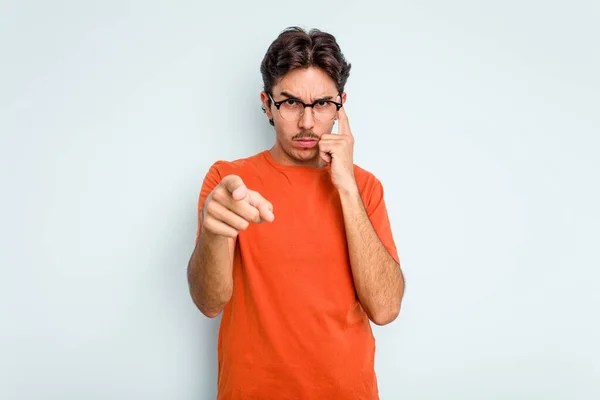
[188,287,230,319]
[369,303,401,326]
[200,307,222,319]
[187,262,231,319]
[193,296,228,319]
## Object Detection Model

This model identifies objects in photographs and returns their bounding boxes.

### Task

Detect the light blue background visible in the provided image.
[1,1,598,399]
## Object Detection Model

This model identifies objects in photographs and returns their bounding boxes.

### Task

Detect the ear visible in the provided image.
[260,91,273,120]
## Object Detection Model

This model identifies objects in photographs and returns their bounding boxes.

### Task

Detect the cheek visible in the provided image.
[275,121,297,139]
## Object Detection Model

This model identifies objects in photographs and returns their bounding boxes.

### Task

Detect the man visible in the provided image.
[187,26,405,399]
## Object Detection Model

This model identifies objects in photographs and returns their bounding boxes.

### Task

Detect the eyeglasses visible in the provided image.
[268,92,343,122]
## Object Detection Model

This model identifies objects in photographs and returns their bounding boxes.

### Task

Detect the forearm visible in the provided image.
[339,184,404,325]
[187,230,233,318]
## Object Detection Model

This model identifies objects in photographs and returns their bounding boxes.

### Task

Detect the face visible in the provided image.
[261,67,346,167]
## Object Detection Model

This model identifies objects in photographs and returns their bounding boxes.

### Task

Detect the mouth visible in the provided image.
[295,139,318,149]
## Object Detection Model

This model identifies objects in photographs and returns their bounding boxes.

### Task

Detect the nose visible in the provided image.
[298,107,315,130]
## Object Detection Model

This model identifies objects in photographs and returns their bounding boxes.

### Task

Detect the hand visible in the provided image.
[201,175,275,238]
[318,106,357,192]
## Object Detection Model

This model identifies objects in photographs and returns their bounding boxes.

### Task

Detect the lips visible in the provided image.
[295,139,318,149]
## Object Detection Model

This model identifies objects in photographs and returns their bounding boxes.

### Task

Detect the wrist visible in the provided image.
[199,223,233,245]
[336,179,359,198]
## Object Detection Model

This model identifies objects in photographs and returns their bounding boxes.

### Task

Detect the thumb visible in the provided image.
[232,186,249,201]
[221,175,248,201]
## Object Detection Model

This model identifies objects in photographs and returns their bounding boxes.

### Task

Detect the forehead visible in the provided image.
[274,67,337,99]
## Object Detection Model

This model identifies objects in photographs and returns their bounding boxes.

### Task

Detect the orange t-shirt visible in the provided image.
[196,150,399,400]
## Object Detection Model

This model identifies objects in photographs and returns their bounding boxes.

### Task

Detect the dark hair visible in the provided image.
[260,26,352,126]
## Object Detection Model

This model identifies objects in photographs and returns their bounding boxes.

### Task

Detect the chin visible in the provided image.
[287,146,319,164]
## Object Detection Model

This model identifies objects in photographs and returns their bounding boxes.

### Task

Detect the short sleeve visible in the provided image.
[365,177,400,264]
[195,162,223,244]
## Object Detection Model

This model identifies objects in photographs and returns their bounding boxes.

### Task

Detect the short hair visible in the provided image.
[260,26,352,126]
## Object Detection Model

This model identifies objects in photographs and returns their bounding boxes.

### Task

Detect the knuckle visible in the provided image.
[212,188,225,202]
[238,219,250,231]
[203,217,216,232]
[250,190,263,202]
[248,208,260,222]
[205,200,218,215]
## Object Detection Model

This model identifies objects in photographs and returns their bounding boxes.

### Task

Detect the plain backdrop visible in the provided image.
[1,1,598,399]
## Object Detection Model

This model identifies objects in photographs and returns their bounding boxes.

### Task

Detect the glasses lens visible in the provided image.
[313,101,337,121]
[279,100,303,121]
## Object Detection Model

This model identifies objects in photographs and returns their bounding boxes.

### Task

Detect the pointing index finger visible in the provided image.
[336,105,352,137]
[248,191,275,222]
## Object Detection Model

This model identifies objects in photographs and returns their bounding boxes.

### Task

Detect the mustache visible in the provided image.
[292,131,320,140]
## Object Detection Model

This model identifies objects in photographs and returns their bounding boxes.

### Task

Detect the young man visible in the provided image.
[187,26,405,400]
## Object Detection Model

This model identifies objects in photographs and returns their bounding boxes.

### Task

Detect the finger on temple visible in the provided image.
[337,106,352,137]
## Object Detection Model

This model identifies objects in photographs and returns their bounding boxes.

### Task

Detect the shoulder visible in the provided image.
[353,163,383,191]
[352,163,390,210]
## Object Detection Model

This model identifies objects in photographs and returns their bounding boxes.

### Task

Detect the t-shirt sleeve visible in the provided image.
[195,162,224,244]
[365,177,400,264]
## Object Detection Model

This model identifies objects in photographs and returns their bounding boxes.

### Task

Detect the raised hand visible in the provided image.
[201,175,275,238]
[318,106,356,192]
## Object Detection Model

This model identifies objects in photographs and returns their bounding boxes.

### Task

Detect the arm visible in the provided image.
[317,103,403,326]
[338,184,405,326]
[187,173,274,318]
[187,229,235,318]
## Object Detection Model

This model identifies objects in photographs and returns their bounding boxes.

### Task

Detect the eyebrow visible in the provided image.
[279,91,335,102]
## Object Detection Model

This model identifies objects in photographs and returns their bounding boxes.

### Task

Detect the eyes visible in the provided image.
[284,99,330,108]
[272,95,339,122]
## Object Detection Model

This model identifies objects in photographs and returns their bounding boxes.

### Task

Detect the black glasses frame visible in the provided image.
[268,92,343,119]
